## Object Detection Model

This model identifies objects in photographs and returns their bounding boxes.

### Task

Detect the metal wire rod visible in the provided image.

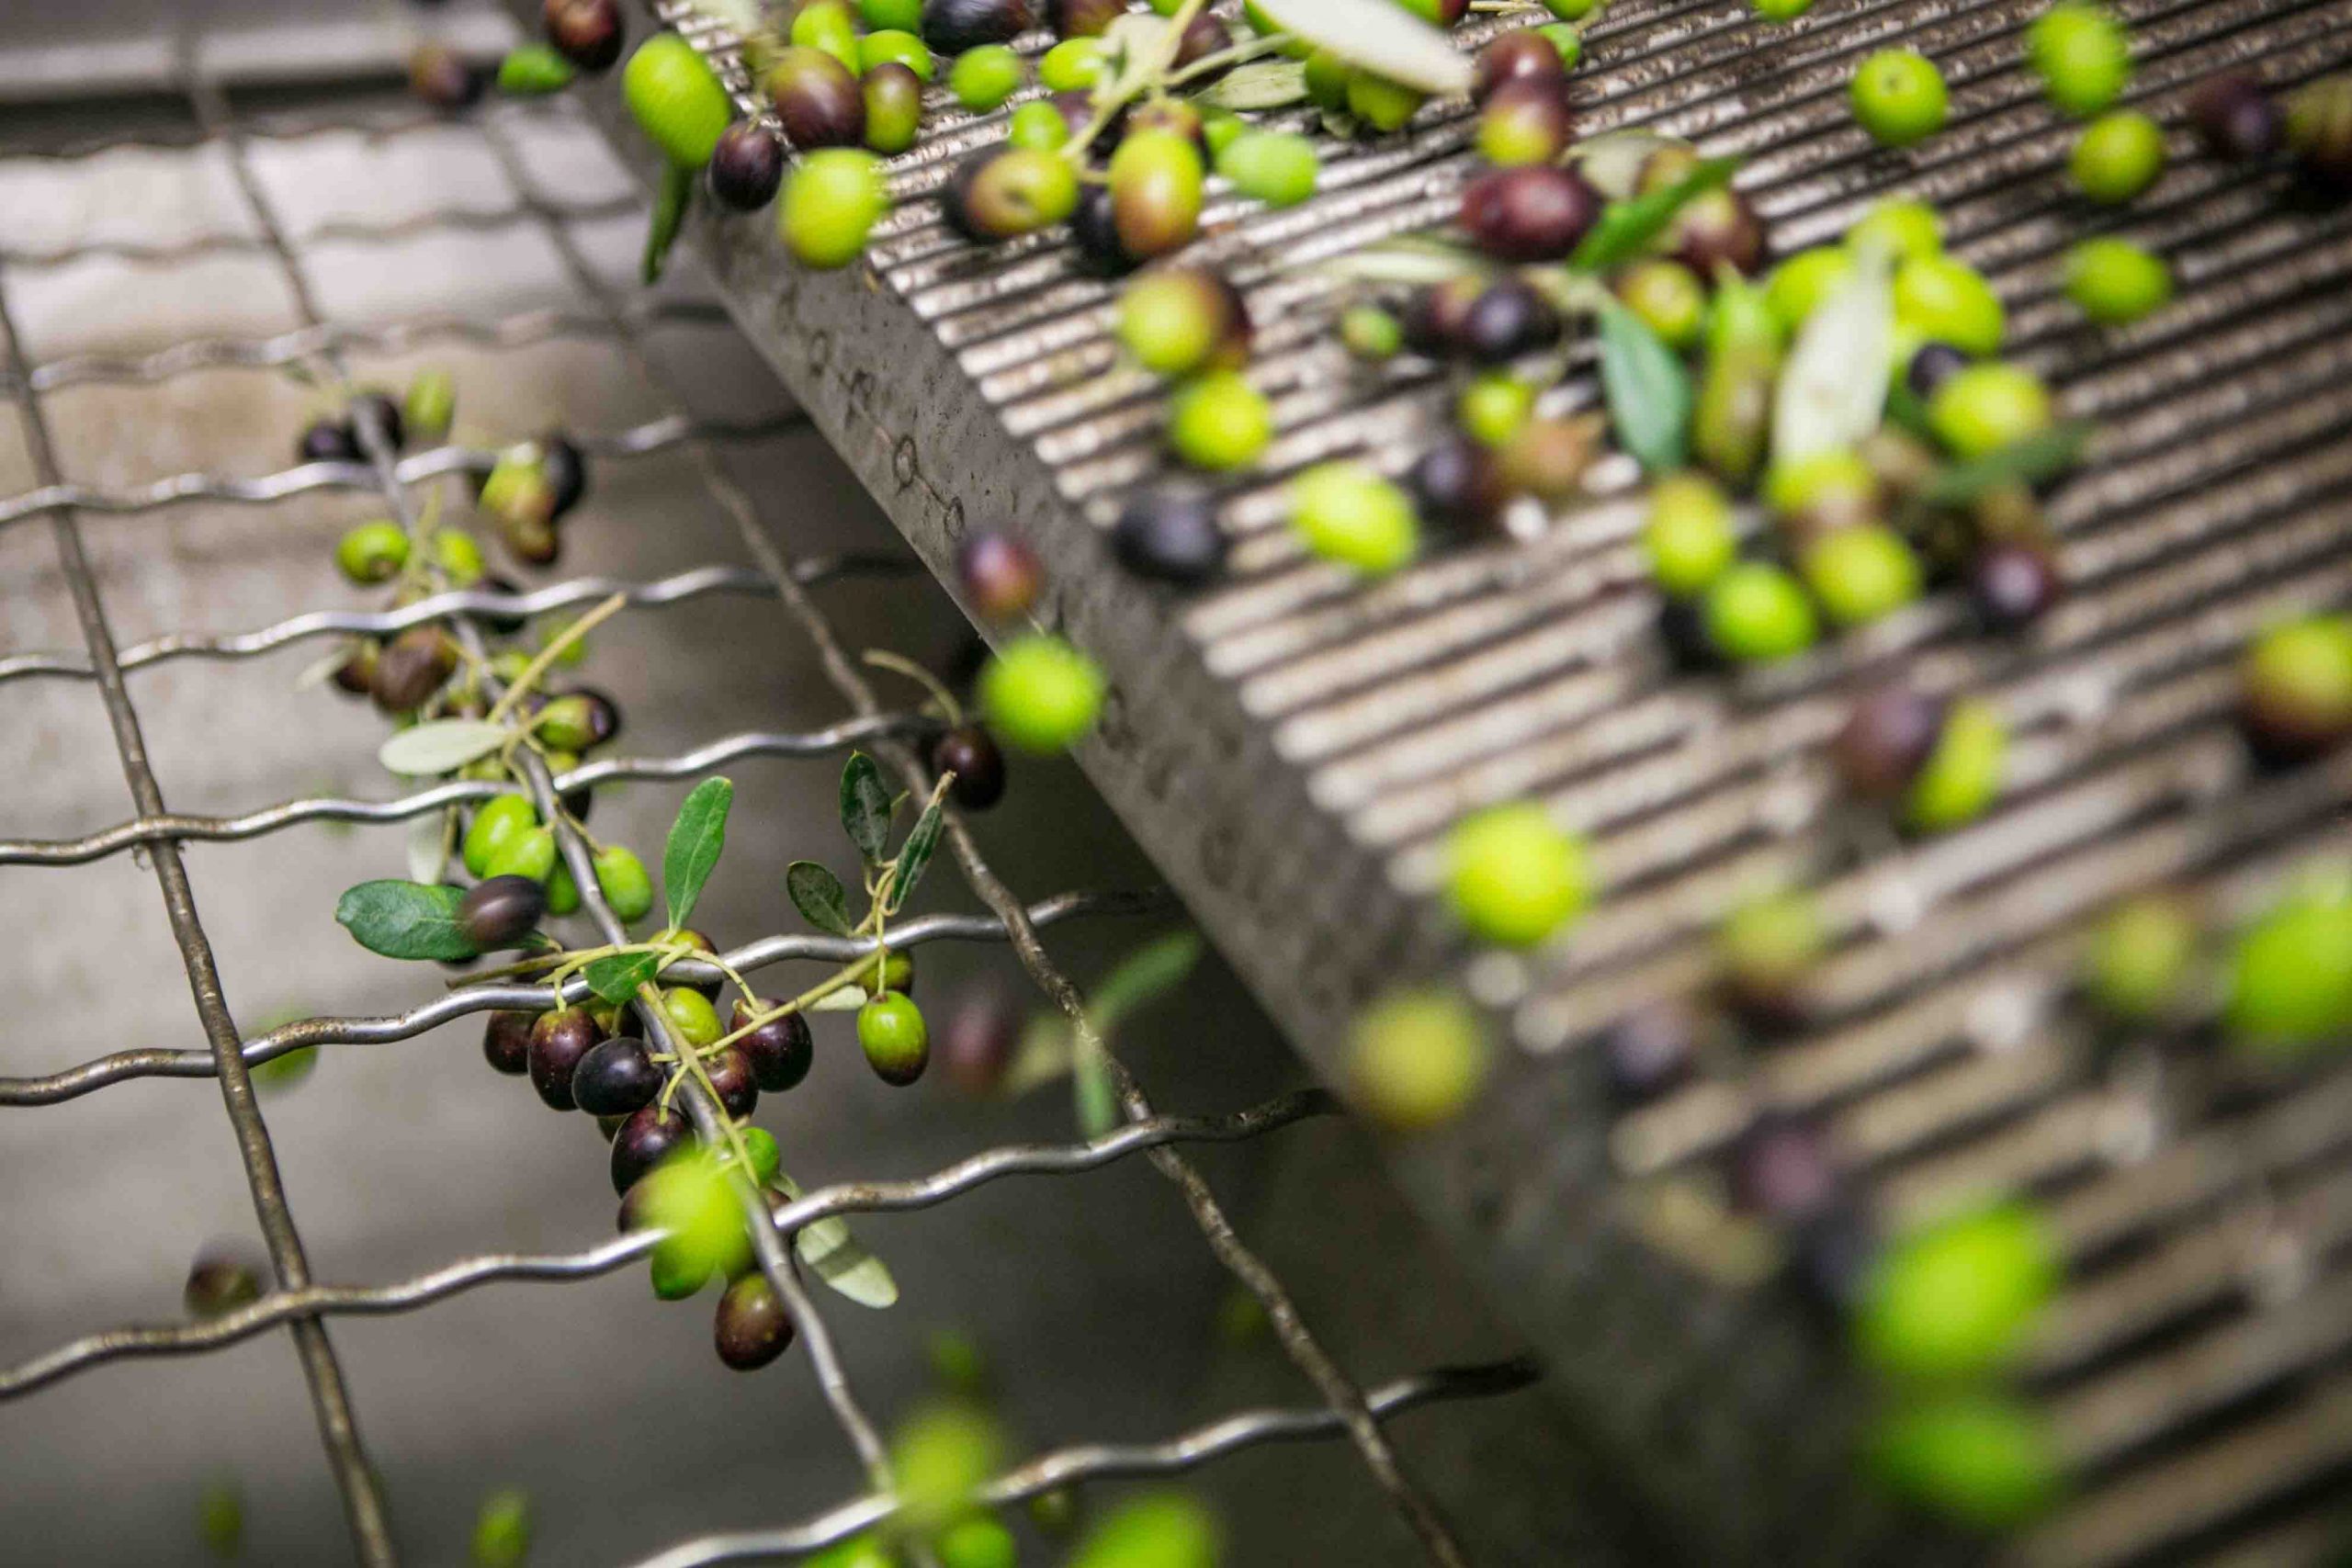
[0,891,1160,1106]
[0,192,641,270]
[632,1356,1543,1568]
[0,409,797,529]
[0,94,579,166]
[0,714,929,866]
[469,102,1478,1567]
[6,299,728,394]
[0,557,912,684]
[0,114,395,1568]
[0,1089,1330,1398]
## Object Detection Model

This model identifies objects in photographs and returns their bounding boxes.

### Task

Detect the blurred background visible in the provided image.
[0,4,1602,1562]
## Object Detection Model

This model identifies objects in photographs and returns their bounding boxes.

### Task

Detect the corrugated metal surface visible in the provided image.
[580,0,2352,1557]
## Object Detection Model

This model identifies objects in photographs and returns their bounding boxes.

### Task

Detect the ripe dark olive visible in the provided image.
[331,642,378,696]
[956,530,1044,621]
[1968,540,2064,631]
[1458,277,1559,365]
[1476,30,1566,100]
[1727,1115,1841,1221]
[703,1046,760,1117]
[529,1006,604,1111]
[184,1247,265,1318]
[922,0,1033,55]
[1069,183,1136,276]
[1905,340,1970,401]
[1409,435,1508,535]
[299,419,359,465]
[348,391,406,455]
[482,1010,535,1076]
[2285,75,2352,192]
[863,62,925,156]
[1834,683,1947,800]
[410,44,485,110]
[1404,275,1484,357]
[1459,164,1600,263]
[1671,187,1765,277]
[931,723,1008,808]
[546,0,625,71]
[1051,0,1122,34]
[571,1035,662,1116]
[2188,69,2280,162]
[1600,1001,1701,1104]
[458,875,546,950]
[731,999,814,1092]
[714,1273,796,1370]
[539,434,587,519]
[1171,10,1230,72]
[708,120,786,209]
[537,689,621,750]
[944,145,1081,241]
[370,626,458,713]
[499,513,562,567]
[1476,79,1576,166]
[610,1105,693,1194]
[1112,487,1227,585]
[940,984,1020,1095]
[765,48,865,149]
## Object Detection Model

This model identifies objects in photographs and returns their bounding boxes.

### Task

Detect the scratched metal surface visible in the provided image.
[551,0,2352,1558]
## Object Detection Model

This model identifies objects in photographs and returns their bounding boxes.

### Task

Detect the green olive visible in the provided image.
[1846,197,1943,265]
[2222,886,2352,1055]
[1894,253,2005,356]
[1703,562,1817,661]
[1108,130,1204,261]
[2063,237,2172,325]
[624,34,734,168]
[1345,989,1489,1132]
[462,794,538,878]
[1347,71,1425,133]
[948,44,1022,111]
[432,528,486,585]
[857,28,933,79]
[1849,50,1948,148]
[2070,108,2166,203]
[335,520,411,584]
[1618,259,1709,349]
[1928,362,2052,459]
[1857,1202,2058,1380]
[1904,696,2007,832]
[1167,370,1272,470]
[662,985,723,1047]
[485,825,559,885]
[1289,461,1419,576]
[2080,893,2199,1022]
[1456,373,1534,446]
[1764,247,1853,337]
[1871,1393,2064,1530]
[594,844,657,923]
[779,149,888,269]
[862,62,925,156]
[1642,473,1737,597]
[978,635,1106,752]
[1444,802,1592,947]
[2026,1,2131,118]
[1216,130,1319,207]
[1802,523,1921,628]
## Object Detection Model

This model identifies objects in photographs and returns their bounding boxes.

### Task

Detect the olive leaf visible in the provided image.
[1086,930,1203,1034]
[1771,242,1894,468]
[882,795,946,916]
[1568,155,1740,276]
[786,860,855,936]
[406,809,451,887]
[1569,128,1687,200]
[1250,0,1473,94]
[1917,423,2094,507]
[662,776,733,935]
[335,880,481,962]
[774,1172,899,1308]
[1199,59,1309,110]
[583,950,662,1005]
[1316,235,1487,288]
[838,752,893,863]
[642,163,694,287]
[1073,1038,1120,1139]
[1596,300,1692,473]
[378,717,510,778]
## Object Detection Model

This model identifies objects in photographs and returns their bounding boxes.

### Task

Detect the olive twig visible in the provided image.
[1063,0,1213,164]
[483,590,629,725]
[1163,32,1290,88]
[862,649,962,727]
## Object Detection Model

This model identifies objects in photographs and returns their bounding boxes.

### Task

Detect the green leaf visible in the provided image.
[377,717,510,777]
[1086,930,1204,1035]
[1569,128,1686,200]
[786,860,855,936]
[643,162,694,287]
[1568,155,1740,276]
[838,753,893,863]
[583,950,662,1005]
[1074,1039,1120,1138]
[662,776,733,933]
[774,1172,899,1308]
[1199,59,1308,110]
[883,796,946,916]
[1596,301,1692,473]
[334,880,481,962]
[1917,423,2095,508]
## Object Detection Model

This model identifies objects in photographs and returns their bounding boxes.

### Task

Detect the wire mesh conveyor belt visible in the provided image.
[0,33,1538,1568]
[508,0,2352,1560]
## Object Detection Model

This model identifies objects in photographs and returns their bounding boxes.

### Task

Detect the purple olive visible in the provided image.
[544,0,624,71]
[2188,69,2281,162]
[1409,436,1508,534]
[922,0,1033,54]
[764,48,865,149]
[709,120,786,209]
[1476,30,1566,101]
[1459,164,1600,263]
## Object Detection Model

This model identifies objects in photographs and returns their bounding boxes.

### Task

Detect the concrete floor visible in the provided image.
[0,18,1601,1564]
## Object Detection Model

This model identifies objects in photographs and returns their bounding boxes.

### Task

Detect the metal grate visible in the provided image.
[603,0,2352,1559]
[0,33,1532,1568]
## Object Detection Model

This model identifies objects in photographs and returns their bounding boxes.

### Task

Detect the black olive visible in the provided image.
[922,0,1033,55]
[1409,436,1508,535]
[369,626,458,713]
[715,1273,795,1370]
[1112,486,1227,585]
[1968,540,2064,631]
[1050,0,1122,34]
[1458,277,1559,364]
[1403,275,1484,357]
[529,1006,604,1111]
[482,1010,535,1076]
[702,1046,760,1118]
[930,724,1009,809]
[1727,1115,1840,1221]
[956,530,1043,620]
[2188,69,2281,162]
[571,1035,662,1116]
[1904,340,1969,401]
[1670,187,1765,277]
[1458,164,1600,263]
[708,120,786,209]
[763,48,865,150]
[544,0,624,72]
[1069,183,1135,276]
[458,874,547,951]
[1599,1000,1702,1104]
[410,44,485,110]
[1475,30,1566,101]
[610,1106,693,1194]
[299,419,359,465]
[731,999,815,1092]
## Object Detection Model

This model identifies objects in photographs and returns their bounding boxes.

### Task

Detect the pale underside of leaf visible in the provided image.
[1200,59,1309,110]
[406,808,452,887]
[1250,0,1474,94]
[1772,242,1895,468]
[774,1173,899,1308]
[378,717,510,777]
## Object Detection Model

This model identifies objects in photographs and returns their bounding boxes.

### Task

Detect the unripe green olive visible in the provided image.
[780,149,888,269]
[662,986,724,1047]
[486,826,560,885]
[862,62,924,155]
[336,520,411,585]
[945,146,1080,242]
[1107,130,1204,261]
[858,992,931,1085]
[462,794,539,878]
[624,34,733,167]
[433,528,486,585]
[596,845,657,923]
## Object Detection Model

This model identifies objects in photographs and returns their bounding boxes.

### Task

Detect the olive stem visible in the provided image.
[701,948,891,1059]
[1063,0,1213,164]
[639,977,763,1181]
[862,648,962,727]
[483,590,629,726]
[1163,32,1289,88]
